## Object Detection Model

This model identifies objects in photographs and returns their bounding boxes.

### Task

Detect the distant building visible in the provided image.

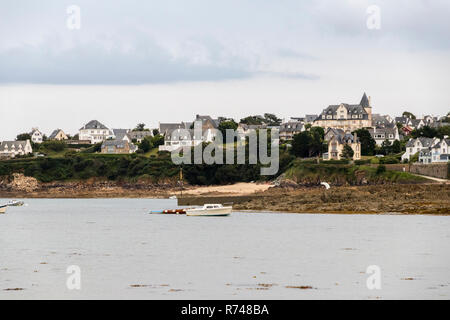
[101,139,137,154]
[323,130,361,161]
[313,93,373,131]
[402,137,436,162]
[48,129,68,141]
[368,125,400,146]
[0,140,33,158]
[79,120,113,144]
[279,121,305,141]
[30,128,44,144]
[128,130,152,143]
[158,128,204,152]
[418,138,450,164]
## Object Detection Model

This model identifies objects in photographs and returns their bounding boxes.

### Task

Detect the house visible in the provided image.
[410,119,425,130]
[101,139,137,154]
[30,128,44,144]
[372,114,393,127]
[128,130,152,143]
[79,120,113,144]
[48,129,68,141]
[313,93,373,131]
[323,131,361,161]
[279,121,304,141]
[0,140,33,158]
[111,129,131,142]
[290,115,318,124]
[324,128,345,142]
[368,125,400,146]
[401,126,413,136]
[395,117,413,127]
[419,138,450,163]
[401,137,435,162]
[158,128,204,152]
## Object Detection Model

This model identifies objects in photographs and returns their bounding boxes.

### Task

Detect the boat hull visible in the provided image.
[186,206,232,216]
[0,206,7,214]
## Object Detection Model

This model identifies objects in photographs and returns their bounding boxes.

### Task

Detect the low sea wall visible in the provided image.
[410,163,449,180]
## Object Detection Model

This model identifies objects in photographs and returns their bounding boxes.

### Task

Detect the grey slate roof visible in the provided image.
[49,129,64,140]
[101,139,130,148]
[0,141,29,149]
[80,120,108,130]
[405,137,433,148]
[112,129,129,140]
[159,123,191,135]
[195,115,219,128]
[280,122,304,132]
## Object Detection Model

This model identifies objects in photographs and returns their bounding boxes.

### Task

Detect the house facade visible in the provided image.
[402,137,436,162]
[279,121,304,141]
[313,93,373,131]
[128,130,152,143]
[418,138,450,163]
[323,131,361,161]
[49,129,68,141]
[100,139,136,154]
[0,140,33,158]
[159,128,204,152]
[368,126,400,146]
[79,120,113,144]
[30,128,44,144]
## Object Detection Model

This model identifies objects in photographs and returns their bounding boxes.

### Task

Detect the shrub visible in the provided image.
[376,164,386,175]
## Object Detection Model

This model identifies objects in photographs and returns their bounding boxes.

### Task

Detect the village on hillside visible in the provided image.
[1,93,449,165]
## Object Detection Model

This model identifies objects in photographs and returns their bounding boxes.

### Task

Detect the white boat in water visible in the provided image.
[6,200,25,207]
[0,205,7,214]
[186,204,232,216]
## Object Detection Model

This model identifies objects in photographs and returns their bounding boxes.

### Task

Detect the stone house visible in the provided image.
[101,139,136,154]
[313,93,373,131]
[323,131,361,161]
[279,121,304,141]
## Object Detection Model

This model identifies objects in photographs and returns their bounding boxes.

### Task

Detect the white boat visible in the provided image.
[6,200,25,207]
[186,204,232,216]
[0,205,7,214]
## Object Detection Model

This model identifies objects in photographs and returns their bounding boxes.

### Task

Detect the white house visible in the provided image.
[402,137,439,162]
[159,128,204,152]
[0,140,33,158]
[419,138,450,163]
[79,120,113,144]
[279,121,305,141]
[30,128,44,144]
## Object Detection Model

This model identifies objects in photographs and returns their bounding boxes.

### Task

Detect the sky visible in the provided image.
[1,0,449,139]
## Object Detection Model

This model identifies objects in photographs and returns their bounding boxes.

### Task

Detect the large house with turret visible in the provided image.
[313,93,373,131]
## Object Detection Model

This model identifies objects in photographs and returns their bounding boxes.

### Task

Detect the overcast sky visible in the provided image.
[1,0,449,139]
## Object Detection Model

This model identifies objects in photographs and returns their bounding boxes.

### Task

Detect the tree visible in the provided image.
[291,132,311,158]
[411,126,438,139]
[352,128,376,156]
[240,116,264,125]
[341,144,354,159]
[391,140,401,154]
[151,134,164,147]
[152,129,159,136]
[133,123,148,131]
[218,120,238,137]
[402,111,416,119]
[309,126,324,156]
[380,139,392,155]
[263,113,282,126]
[139,137,153,153]
[16,133,31,141]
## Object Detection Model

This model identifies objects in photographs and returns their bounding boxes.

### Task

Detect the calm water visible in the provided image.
[0,198,449,300]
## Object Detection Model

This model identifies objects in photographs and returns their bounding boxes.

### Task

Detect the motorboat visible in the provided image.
[6,200,25,207]
[0,205,7,214]
[186,204,232,216]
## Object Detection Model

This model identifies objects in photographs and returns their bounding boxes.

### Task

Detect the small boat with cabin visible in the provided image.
[186,204,232,216]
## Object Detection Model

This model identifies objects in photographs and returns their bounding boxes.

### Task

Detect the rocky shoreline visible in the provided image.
[1,174,449,214]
